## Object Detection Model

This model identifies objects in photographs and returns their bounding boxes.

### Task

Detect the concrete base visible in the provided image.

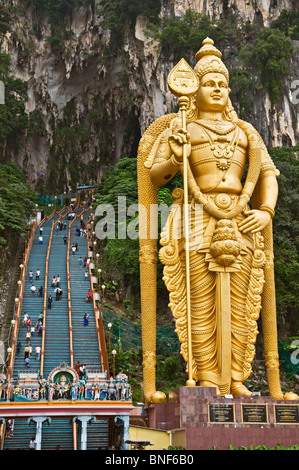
[147,387,299,450]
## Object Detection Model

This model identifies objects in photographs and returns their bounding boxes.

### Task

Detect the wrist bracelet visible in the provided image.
[260,205,275,219]
[170,154,183,167]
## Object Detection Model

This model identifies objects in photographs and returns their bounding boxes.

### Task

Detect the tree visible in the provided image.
[0,162,36,247]
[0,53,28,150]
[270,145,299,333]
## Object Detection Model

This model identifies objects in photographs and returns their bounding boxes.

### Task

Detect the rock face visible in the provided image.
[0,0,298,189]
[163,0,297,25]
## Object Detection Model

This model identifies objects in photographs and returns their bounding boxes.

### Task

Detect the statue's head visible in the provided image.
[193,38,237,121]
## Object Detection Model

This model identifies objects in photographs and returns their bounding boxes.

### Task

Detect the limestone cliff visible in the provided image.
[0,0,298,191]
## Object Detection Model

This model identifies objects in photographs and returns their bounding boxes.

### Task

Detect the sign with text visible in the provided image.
[274,405,299,424]
[208,403,235,423]
[241,404,268,424]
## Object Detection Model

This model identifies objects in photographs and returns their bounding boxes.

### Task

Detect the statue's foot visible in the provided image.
[200,381,221,396]
[231,381,252,397]
[283,392,299,400]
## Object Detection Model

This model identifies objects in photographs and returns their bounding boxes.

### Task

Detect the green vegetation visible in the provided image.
[152,10,237,62]
[0,53,28,150]
[148,9,295,108]
[28,109,46,137]
[97,0,161,52]
[270,145,299,332]
[272,9,299,40]
[238,28,292,107]
[27,0,93,52]
[228,444,299,450]
[229,68,254,118]
[94,157,140,294]
[108,347,144,403]
[0,4,11,37]
[0,162,36,247]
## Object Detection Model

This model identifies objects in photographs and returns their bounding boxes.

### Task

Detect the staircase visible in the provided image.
[69,210,102,368]
[2,205,112,451]
[42,215,70,377]
[2,418,32,451]
[13,216,54,380]
[86,418,109,450]
[41,417,74,451]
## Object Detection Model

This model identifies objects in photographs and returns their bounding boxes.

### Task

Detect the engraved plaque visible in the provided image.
[241,404,268,424]
[209,403,235,423]
[274,405,299,424]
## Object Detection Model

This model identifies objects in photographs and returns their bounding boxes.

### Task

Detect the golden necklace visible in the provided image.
[197,121,239,171]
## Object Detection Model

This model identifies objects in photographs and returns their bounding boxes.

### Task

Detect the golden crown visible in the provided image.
[194,37,229,83]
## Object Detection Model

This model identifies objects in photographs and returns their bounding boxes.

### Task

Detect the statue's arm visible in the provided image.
[239,164,278,234]
[150,159,180,187]
[150,125,191,187]
[258,169,278,212]
[236,121,279,234]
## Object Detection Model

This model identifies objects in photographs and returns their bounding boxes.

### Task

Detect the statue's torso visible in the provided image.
[187,120,248,194]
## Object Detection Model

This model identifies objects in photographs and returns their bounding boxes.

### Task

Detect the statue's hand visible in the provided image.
[168,129,191,162]
[238,209,271,234]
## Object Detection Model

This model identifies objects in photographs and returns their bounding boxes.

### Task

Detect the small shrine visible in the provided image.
[4,363,132,402]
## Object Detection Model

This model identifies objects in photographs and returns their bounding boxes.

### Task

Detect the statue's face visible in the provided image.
[196,72,229,113]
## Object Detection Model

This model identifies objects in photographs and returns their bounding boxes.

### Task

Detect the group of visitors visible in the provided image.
[28,269,43,297]
[51,275,63,301]
[5,419,14,438]
[18,311,44,368]
[56,220,67,232]
[38,225,44,244]
[75,217,87,237]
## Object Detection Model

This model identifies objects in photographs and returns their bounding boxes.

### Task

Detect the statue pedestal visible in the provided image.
[147,387,299,450]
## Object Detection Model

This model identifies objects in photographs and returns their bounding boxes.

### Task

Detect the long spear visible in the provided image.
[167,59,199,386]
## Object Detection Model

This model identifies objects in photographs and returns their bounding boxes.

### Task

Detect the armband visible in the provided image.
[260,205,275,219]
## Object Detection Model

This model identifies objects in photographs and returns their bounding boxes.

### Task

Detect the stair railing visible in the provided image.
[67,220,74,369]
[7,215,38,381]
[86,216,110,378]
[40,219,55,377]
[66,206,91,368]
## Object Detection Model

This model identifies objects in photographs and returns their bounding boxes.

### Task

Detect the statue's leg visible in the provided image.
[189,250,220,391]
[230,250,253,396]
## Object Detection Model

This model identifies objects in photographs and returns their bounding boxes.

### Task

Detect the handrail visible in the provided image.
[56,205,66,215]
[66,205,92,370]
[0,419,5,451]
[86,216,110,378]
[40,219,55,377]
[67,220,74,369]
[7,216,38,380]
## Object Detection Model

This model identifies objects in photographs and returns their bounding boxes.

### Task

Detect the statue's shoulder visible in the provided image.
[236,119,264,142]
[141,113,178,143]
[138,113,178,170]
[237,119,280,175]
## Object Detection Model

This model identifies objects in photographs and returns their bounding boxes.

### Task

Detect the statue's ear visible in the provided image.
[228,87,231,93]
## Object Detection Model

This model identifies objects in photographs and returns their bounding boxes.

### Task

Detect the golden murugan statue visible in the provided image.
[137,38,298,404]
